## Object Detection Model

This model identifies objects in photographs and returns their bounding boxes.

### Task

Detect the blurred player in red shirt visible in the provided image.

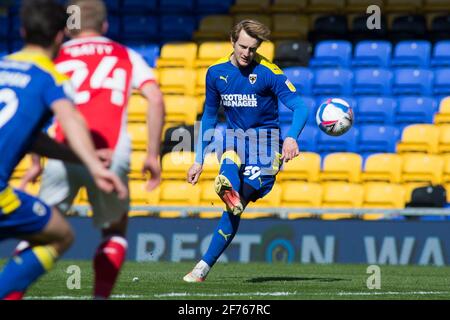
[21,0,165,299]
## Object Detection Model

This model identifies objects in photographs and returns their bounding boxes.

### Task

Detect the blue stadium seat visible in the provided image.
[123,15,158,41]
[434,68,450,98]
[392,69,434,96]
[352,68,393,96]
[128,44,160,68]
[196,0,235,14]
[356,97,396,125]
[395,97,437,125]
[312,69,353,96]
[160,0,195,13]
[11,15,20,40]
[283,67,313,96]
[352,41,392,68]
[316,126,359,156]
[391,41,431,68]
[279,97,316,125]
[297,125,319,152]
[309,40,352,68]
[104,0,121,12]
[431,41,450,68]
[389,15,427,42]
[358,125,400,154]
[0,14,8,38]
[122,0,157,13]
[159,15,196,42]
[106,15,121,40]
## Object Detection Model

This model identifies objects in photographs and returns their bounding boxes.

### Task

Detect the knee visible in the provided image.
[57,226,75,254]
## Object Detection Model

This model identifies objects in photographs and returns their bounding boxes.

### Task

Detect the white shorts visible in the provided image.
[39,136,131,229]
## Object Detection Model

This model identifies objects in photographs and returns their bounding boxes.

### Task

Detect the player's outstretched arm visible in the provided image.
[51,99,127,199]
[140,82,165,191]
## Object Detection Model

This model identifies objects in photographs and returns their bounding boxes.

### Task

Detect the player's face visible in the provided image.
[231,30,260,68]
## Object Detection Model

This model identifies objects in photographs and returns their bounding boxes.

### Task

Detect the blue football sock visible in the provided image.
[202,210,241,267]
[219,151,241,191]
[0,245,57,299]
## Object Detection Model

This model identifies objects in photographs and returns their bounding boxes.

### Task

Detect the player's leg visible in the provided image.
[0,190,74,300]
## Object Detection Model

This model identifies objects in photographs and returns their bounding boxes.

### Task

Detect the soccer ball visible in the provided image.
[316,98,354,136]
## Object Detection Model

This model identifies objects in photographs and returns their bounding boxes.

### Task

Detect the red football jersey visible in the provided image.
[54,36,155,149]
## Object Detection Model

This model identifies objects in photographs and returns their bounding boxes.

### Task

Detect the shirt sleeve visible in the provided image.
[128,48,157,89]
[43,75,74,110]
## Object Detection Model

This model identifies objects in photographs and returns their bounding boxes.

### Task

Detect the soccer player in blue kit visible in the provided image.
[184,20,309,282]
[0,0,126,299]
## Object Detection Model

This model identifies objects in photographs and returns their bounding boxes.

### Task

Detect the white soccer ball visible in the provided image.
[316,98,354,136]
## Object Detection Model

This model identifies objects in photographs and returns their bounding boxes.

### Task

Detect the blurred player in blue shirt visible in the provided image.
[0,0,126,299]
[184,20,308,282]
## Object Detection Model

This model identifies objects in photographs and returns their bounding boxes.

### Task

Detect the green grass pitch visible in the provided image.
[5,260,450,300]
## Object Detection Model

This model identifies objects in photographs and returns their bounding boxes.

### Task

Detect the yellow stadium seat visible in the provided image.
[202,153,221,180]
[258,41,275,61]
[277,152,321,182]
[402,154,443,184]
[362,153,403,183]
[320,153,362,183]
[396,124,439,154]
[438,125,450,154]
[269,0,308,13]
[158,68,196,95]
[195,67,208,96]
[130,151,148,180]
[385,0,423,12]
[281,182,322,219]
[156,42,198,68]
[158,181,201,218]
[161,151,195,180]
[196,95,205,114]
[195,42,232,68]
[233,14,273,29]
[128,94,147,123]
[230,0,271,13]
[198,180,223,218]
[164,95,198,126]
[321,182,363,220]
[305,0,346,13]
[363,183,406,220]
[271,14,309,41]
[424,0,450,12]
[243,184,282,219]
[193,15,234,41]
[441,155,450,184]
[128,122,147,151]
[345,0,384,13]
[434,97,450,125]
[403,182,431,203]
[129,181,160,216]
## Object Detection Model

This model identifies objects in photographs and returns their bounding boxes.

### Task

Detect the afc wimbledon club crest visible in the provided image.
[249,74,257,84]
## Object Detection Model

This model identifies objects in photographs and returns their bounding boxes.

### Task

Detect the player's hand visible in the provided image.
[187,162,203,185]
[92,166,128,200]
[142,153,161,191]
[18,154,42,191]
[281,137,300,163]
[96,148,114,168]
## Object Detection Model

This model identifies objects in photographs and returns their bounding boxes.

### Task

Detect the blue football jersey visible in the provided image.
[0,51,69,192]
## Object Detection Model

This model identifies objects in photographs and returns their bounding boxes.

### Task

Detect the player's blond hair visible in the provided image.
[67,0,107,36]
[230,19,270,44]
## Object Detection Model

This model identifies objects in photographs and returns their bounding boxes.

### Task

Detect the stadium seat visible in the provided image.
[128,94,148,123]
[358,125,400,154]
[270,14,309,41]
[362,153,403,183]
[352,41,392,68]
[159,15,197,42]
[312,68,353,96]
[128,123,147,151]
[320,152,362,183]
[321,182,363,220]
[424,0,450,12]
[345,0,384,13]
[193,15,234,41]
[391,41,431,68]
[129,180,160,205]
[350,14,388,42]
[195,42,232,68]
[159,0,195,13]
[305,0,346,13]
[397,124,439,154]
[434,97,450,125]
[158,68,196,95]
[438,125,450,154]
[129,151,148,180]
[0,14,8,38]
[128,44,159,68]
[352,68,393,96]
[396,96,437,126]
[244,184,282,219]
[429,14,450,42]
[309,40,352,68]
[195,68,208,96]
[277,152,321,182]
[402,154,444,184]
[258,41,275,61]
[269,0,307,13]
[273,40,312,68]
[441,155,450,184]
[123,15,158,41]
[163,95,198,126]
[230,0,271,13]
[356,96,396,125]
[122,0,157,13]
[195,0,235,14]
[104,0,121,12]
[200,153,221,181]
[362,183,405,220]
[309,15,348,44]
[161,151,195,180]
[316,126,359,155]
[392,69,434,96]
[433,68,450,98]
[158,181,200,218]
[282,67,313,96]
[280,182,322,219]
[431,41,450,68]
[385,0,423,13]
[198,180,223,218]
[156,43,197,68]
[233,14,273,30]
[389,14,427,42]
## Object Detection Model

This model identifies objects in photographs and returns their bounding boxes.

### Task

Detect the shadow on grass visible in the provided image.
[245,276,346,283]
